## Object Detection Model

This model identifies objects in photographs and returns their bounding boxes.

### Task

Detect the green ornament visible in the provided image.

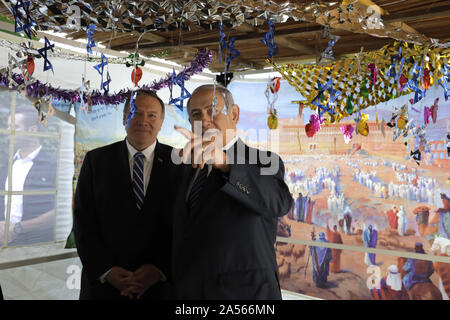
[346,96,354,115]
[360,79,369,98]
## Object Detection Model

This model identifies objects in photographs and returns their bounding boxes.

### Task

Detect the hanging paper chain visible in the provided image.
[261,20,278,59]
[0,49,213,106]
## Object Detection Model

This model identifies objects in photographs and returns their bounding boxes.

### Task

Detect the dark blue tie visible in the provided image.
[132,152,145,210]
[188,167,208,211]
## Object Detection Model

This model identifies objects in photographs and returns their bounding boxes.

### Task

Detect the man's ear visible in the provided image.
[230,104,240,124]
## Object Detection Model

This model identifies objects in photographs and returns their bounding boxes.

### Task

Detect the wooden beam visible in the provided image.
[383,4,450,24]
[276,37,316,55]
[209,49,264,70]
[113,25,324,51]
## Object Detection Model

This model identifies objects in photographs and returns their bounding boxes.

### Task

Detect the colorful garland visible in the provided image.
[0,49,213,106]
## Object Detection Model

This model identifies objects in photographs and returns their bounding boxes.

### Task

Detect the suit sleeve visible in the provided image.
[73,152,114,284]
[220,152,293,219]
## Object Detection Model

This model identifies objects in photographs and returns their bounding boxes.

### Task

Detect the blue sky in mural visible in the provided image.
[74,81,449,147]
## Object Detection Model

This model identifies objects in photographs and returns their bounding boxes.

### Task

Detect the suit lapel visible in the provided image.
[118,139,137,209]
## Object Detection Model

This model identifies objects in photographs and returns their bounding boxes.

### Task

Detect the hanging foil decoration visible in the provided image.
[37,37,54,72]
[261,20,278,59]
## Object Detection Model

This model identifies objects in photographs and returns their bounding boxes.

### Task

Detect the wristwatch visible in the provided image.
[13,222,23,235]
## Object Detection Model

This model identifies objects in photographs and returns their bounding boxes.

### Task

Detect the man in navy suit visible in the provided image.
[171,84,292,299]
[73,90,176,300]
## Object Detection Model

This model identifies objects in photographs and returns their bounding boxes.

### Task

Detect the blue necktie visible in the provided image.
[132,152,145,210]
[188,167,208,211]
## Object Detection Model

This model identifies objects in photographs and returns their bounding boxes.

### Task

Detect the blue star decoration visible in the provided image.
[321,38,339,61]
[219,23,240,73]
[93,53,110,92]
[311,78,340,118]
[169,72,191,112]
[101,71,111,94]
[12,0,34,39]
[261,20,278,59]
[405,64,424,104]
[37,37,55,72]
[438,64,449,101]
[389,47,405,80]
[86,24,96,54]
[125,92,138,128]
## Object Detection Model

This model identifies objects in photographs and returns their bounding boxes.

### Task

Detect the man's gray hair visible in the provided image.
[187,84,235,110]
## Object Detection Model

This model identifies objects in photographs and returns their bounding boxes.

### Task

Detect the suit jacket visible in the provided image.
[0,149,57,246]
[73,139,176,300]
[172,139,293,300]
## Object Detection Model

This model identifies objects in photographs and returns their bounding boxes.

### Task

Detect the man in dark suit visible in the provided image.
[172,84,293,299]
[73,90,175,300]
[0,106,57,247]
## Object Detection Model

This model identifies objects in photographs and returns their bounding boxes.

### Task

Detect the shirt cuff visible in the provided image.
[99,268,112,284]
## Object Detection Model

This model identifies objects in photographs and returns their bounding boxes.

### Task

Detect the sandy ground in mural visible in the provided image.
[278,153,450,299]
[276,226,446,300]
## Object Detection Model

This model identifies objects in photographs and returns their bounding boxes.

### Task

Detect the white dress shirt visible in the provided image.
[125,138,156,195]
[4,146,42,223]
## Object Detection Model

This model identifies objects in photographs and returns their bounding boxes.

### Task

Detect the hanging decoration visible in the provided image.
[321,34,340,61]
[125,91,138,128]
[311,78,340,119]
[126,53,145,87]
[405,64,424,104]
[86,24,96,54]
[438,64,449,101]
[354,112,369,136]
[169,69,192,111]
[405,122,428,165]
[37,37,54,73]
[422,68,431,91]
[367,63,378,85]
[267,108,278,130]
[93,53,110,93]
[340,124,354,144]
[131,67,143,87]
[12,0,34,39]
[388,47,404,81]
[425,97,439,124]
[0,49,213,106]
[270,42,450,123]
[265,77,281,130]
[261,20,278,59]
[219,23,240,74]
[2,52,27,89]
[305,114,325,138]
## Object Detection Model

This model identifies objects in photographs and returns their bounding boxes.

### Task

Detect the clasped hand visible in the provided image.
[105,265,162,299]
